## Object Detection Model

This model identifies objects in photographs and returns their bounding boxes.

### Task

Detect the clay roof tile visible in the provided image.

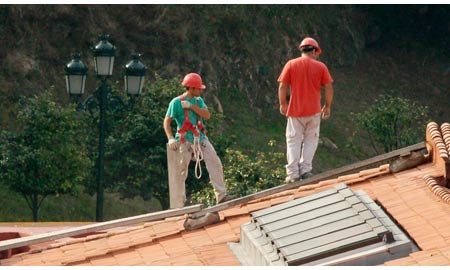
[5,124,450,266]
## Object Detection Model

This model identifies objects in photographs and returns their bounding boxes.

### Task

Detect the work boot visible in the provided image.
[218,194,237,204]
[301,172,313,179]
[285,176,301,183]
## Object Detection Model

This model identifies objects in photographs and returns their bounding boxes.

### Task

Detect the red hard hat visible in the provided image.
[181,73,206,89]
[299,37,322,55]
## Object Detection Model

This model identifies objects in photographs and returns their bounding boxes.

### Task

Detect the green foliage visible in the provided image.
[191,140,285,206]
[351,94,429,154]
[105,74,184,210]
[0,89,92,221]
[0,185,156,222]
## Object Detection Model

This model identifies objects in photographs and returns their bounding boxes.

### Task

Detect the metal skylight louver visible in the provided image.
[231,183,416,266]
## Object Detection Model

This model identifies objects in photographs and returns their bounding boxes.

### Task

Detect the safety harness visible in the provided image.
[178,94,206,178]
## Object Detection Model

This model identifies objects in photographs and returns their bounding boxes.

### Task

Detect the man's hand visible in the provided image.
[321,106,331,120]
[168,136,179,151]
[280,104,288,115]
[181,101,191,109]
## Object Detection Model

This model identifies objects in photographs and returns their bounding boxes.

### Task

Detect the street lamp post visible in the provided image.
[64,34,147,222]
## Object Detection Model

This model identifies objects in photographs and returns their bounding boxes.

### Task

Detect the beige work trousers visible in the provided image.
[167,139,227,208]
[285,113,321,181]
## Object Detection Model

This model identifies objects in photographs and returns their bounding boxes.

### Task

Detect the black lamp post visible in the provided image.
[124,54,147,96]
[64,35,147,222]
[64,54,87,95]
[92,34,116,77]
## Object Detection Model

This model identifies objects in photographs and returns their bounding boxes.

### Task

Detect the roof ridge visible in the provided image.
[248,164,390,203]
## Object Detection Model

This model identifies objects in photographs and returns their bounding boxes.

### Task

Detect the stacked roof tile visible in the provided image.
[423,122,450,205]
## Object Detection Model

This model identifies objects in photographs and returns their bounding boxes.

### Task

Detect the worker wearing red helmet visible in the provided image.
[163,73,234,208]
[277,37,334,182]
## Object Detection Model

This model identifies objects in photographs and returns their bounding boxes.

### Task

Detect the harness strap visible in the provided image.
[178,95,205,143]
[193,137,204,179]
[178,95,206,179]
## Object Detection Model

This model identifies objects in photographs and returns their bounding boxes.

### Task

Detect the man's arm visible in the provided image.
[321,83,334,119]
[163,116,174,140]
[164,116,179,150]
[189,105,211,120]
[278,82,289,115]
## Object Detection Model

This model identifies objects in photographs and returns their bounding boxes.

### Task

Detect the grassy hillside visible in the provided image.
[0,186,160,222]
[0,5,449,221]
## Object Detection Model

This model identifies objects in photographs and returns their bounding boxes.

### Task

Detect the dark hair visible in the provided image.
[300,45,316,53]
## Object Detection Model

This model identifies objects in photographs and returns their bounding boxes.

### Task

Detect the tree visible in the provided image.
[0,90,91,221]
[105,75,182,210]
[351,94,429,154]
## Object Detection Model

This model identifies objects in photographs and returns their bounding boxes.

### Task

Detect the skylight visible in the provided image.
[230,183,417,266]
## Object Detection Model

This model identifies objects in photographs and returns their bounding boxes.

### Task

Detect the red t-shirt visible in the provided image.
[278,56,333,117]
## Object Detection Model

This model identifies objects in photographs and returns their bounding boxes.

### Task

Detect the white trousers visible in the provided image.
[167,139,227,208]
[285,113,321,180]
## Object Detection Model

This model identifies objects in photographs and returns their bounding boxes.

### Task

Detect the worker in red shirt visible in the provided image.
[278,37,334,182]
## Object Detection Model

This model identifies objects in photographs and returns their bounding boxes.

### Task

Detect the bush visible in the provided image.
[190,140,285,206]
[351,94,429,154]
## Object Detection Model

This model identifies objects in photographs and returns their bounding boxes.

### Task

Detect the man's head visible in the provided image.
[299,37,322,57]
[182,73,205,97]
[182,73,205,90]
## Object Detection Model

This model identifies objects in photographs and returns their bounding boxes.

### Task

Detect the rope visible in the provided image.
[193,137,204,179]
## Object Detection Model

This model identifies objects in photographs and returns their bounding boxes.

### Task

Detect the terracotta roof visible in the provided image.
[2,122,450,266]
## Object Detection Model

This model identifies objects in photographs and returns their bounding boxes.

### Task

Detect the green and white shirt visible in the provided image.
[165,95,207,144]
